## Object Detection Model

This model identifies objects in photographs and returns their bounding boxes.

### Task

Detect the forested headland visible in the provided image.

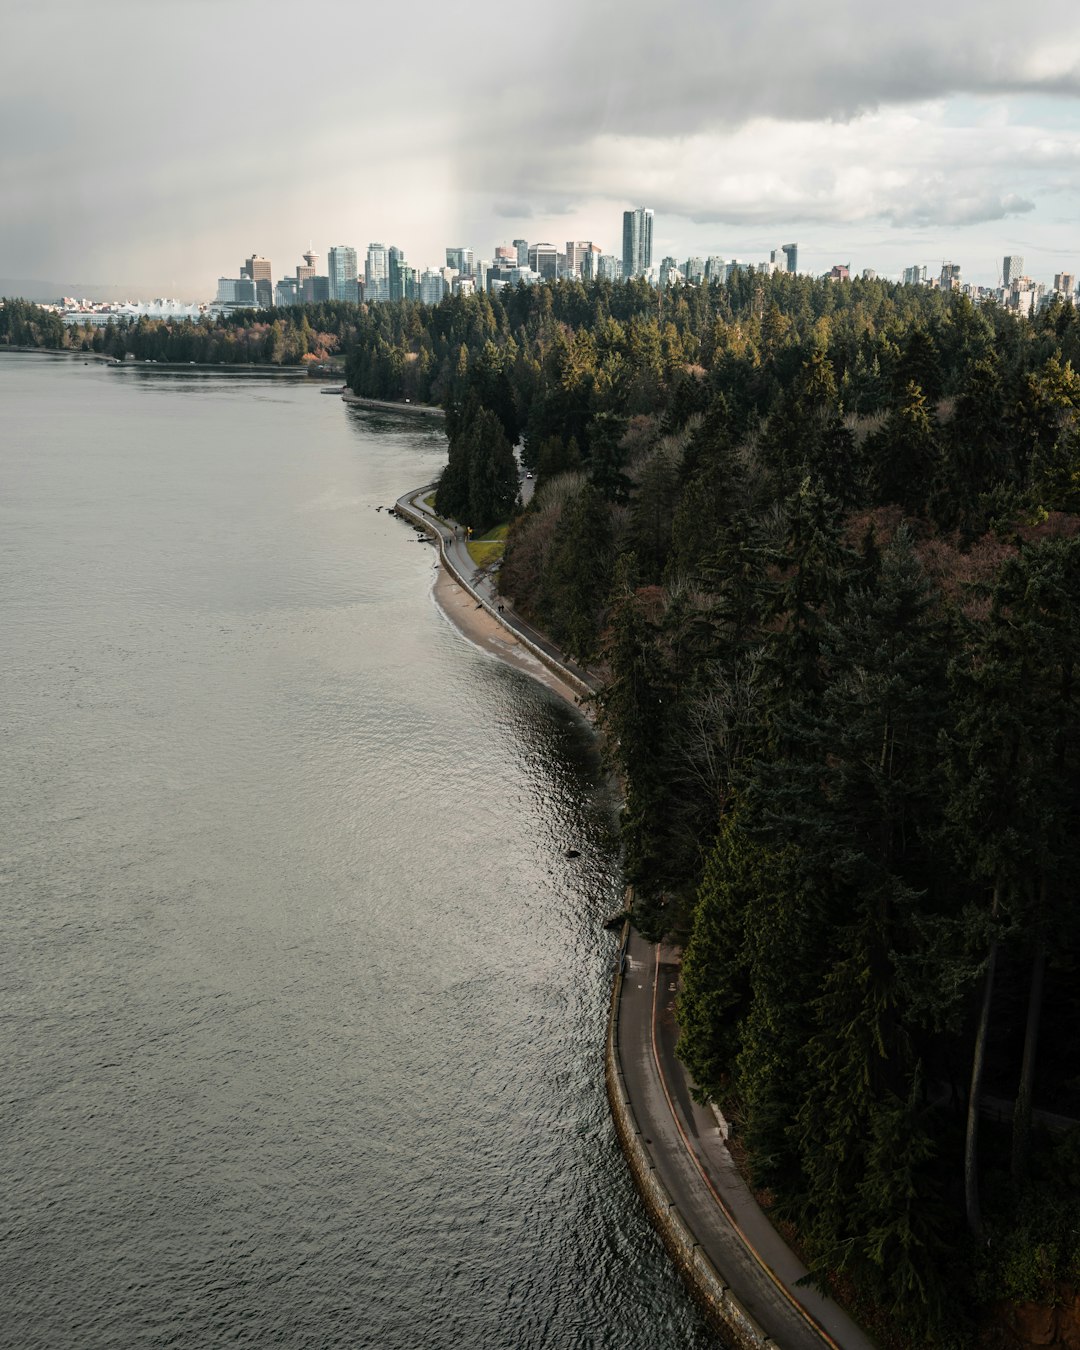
[8,274,1080,1343]
[345,273,1080,1348]
[0,297,356,365]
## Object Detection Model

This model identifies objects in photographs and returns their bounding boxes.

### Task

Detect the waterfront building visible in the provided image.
[215,277,258,305]
[1003,254,1024,286]
[328,246,358,302]
[622,207,653,279]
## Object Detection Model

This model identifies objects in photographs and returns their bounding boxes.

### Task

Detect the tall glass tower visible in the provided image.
[328,246,358,302]
[621,208,653,279]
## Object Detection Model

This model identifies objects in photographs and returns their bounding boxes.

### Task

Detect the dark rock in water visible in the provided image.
[565,848,581,858]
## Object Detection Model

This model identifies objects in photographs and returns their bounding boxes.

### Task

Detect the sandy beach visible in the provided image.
[432,565,588,713]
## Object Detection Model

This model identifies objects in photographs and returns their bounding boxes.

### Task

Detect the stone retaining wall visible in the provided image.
[604,919,775,1349]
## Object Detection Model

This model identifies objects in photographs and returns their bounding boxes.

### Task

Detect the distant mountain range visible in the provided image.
[0,279,190,303]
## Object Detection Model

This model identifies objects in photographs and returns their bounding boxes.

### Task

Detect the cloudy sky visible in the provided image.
[3,0,1080,297]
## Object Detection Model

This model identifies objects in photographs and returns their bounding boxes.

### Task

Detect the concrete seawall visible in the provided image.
[605,919,774,1349]
[395,495,594,702]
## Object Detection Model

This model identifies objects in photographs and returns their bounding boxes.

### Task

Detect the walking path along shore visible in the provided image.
[395,482,877,1350]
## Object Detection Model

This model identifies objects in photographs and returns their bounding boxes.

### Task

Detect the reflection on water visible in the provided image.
[0,357,721,1350]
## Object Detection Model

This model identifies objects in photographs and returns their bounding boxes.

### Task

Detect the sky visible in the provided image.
[3,0,1080,298]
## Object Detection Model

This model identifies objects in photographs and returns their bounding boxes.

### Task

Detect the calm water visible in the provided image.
[0,357,719,1350]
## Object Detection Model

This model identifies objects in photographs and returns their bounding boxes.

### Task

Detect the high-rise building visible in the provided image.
[445,247,474,277]
[705,257,725,282]
[597,254,620,282]
[389,246,413,302]
[684,257,705,284]
[622,208,653,279]
[564,241,600,278]
[1003,254,1024,286]
[781,243,798,273]
[579,245,604,281]
[274,277,298,307]
[659,257,681,287]
[328,246,358,302]
[527,243,559,281]
[939,262,962,291]
[241,254,273,306]
[366,243,389,302]
[296,249,317,300]
[513,239,529,267]
[902,265,927,286]
[1054,272,1077,295]
[418,269,447,305]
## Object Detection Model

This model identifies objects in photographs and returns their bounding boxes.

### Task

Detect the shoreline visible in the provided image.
[343,390,445,418]
[431,565,585,709]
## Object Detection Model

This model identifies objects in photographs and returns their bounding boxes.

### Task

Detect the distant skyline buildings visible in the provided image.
[204,205,1077,319]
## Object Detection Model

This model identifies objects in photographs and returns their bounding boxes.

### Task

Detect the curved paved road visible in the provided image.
[620,931,877,1349]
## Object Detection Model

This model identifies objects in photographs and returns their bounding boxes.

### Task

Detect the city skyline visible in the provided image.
[2,0,1079,297]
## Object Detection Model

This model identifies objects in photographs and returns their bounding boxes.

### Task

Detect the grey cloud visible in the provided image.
[886,191,1037,228]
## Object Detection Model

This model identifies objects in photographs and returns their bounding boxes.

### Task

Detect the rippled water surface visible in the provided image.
[0,358,720,1350]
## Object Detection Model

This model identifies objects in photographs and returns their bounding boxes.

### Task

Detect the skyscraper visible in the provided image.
[328,246,358,302]
[445,247,474,276]
[1003,254,1024,286]
[366,243,389,302]
[527,243,559,281]
[513,239,529,267]
[622,208,653,279]
[389,246,413,302]
[781,243,798,273]
[241,254,273,306]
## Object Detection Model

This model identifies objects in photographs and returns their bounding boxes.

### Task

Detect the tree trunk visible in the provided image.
[965,882,1000,1238]
[1012,905,1047,1185]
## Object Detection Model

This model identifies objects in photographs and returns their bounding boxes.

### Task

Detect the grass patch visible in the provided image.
[424,492,437,509]
[467,523,509,567]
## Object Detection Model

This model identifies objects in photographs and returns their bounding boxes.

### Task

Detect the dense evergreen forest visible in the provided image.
[345,273,1080,1347]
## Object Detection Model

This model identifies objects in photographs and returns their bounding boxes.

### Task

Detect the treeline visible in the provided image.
[0,298,357,365]
[355,274,1080,1345]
